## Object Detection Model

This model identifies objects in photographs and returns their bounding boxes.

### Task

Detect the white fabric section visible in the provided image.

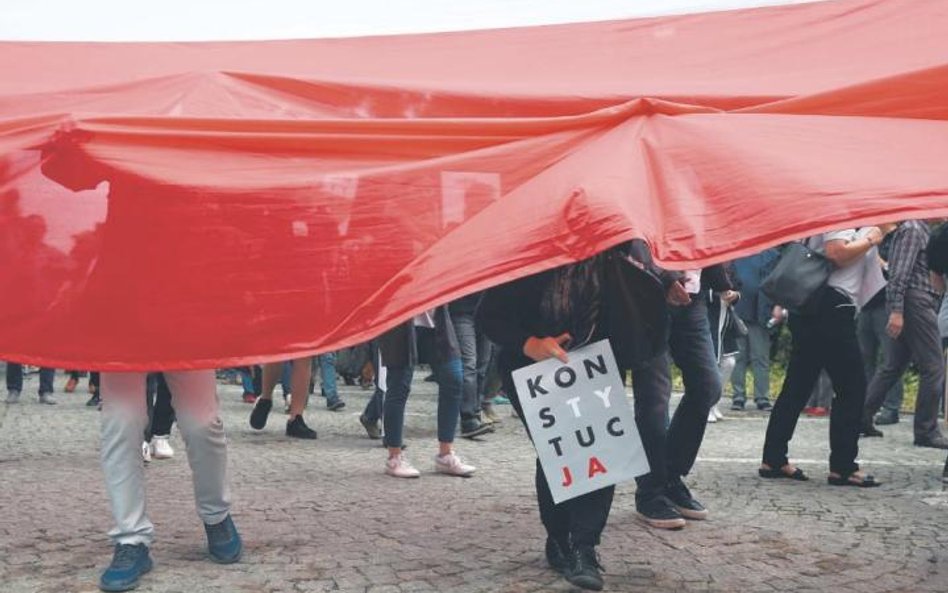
[0,0,821,41]
[100,371,230,546]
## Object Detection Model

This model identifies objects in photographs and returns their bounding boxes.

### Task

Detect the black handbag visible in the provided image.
[760,241,833,313]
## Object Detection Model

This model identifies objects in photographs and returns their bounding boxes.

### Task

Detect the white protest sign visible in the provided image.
[512,339,650,504]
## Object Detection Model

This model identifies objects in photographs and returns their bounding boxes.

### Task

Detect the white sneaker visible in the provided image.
[141,441,152,463]
[5,390,20,404]
[707,409,718,423]
[151,436,175,459]
[713,405,724,420]
[385,454,420,478]
[435,452,476,477]
[38,393,57,405]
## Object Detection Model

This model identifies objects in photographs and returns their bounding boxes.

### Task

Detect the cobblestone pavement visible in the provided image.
[1,371,947,593]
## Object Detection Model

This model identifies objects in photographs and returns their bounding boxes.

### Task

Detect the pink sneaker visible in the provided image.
[435,452,476,477]
[385,454,420,478]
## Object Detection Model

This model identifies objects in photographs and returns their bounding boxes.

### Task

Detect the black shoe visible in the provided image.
[665,479,708,520]
[545,537,570,575]
[756,400,773,412]
[359,414,382,439]
[942,455,948,484]
[460,417,494,439]
[860,422,884,438]
[250,397,273,430]
[566,546,604,591]
[326,399,346,411]
[634,494,686,530]
[86,394,101,407]
[730,400,745,411]
[874,409,899,425]
[423,373,437,383]
[286,415,317,439]
[914,434,948,450]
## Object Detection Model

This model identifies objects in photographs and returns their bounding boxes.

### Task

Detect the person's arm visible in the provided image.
[823,225,894,267]
[885,225,925,316]
[478,274,571,363]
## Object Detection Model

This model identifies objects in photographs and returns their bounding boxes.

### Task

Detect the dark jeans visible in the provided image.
[857,305,904,414]
[6,363,55,395]
[508,381,614,548]
[763,289,865,475]
[382,359,462,448]
[453,312,480,419]
[145,373,176,441]
[633,296,720,500]
[864,289,945,440]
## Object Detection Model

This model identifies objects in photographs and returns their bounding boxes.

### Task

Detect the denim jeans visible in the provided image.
[5,363,55,395]
[452,312,480,418]
[633,296,720,500]
[382,359,462,448]
[317,353,340,404]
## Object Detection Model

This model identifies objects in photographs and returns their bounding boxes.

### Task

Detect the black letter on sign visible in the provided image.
[548,436,565,457]
[527,375,547,398]
[576,426,596,447]
[583,354,608,379]
[554,366,577,388]
[539,407,556,428]
[606,417,624,437]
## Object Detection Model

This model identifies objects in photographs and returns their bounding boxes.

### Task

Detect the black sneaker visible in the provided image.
[914,434,948,450]
[635,494,686,530]
[942,454,948,484]
[566,546,604,591]
[286,415,317,439]
[359,415,382,439]
[460,417,494,439]
[730,400,745,411]
[545,537,570,575]
[326,399,346,411]
[86,393,101,407]
[665,479,708,520]
[860,422,884,438]
[249,397,273,430]
[756,400,773,412]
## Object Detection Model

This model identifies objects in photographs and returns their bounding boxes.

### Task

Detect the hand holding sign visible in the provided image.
[512,339,650,504]
[523,333,571,363]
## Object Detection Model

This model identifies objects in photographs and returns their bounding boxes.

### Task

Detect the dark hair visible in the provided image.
[928,223,948,275]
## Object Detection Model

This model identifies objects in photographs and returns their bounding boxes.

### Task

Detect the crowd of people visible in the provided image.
[5,220,948,592]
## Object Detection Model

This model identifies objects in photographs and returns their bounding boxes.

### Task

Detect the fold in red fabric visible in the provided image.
[1,0,947,369]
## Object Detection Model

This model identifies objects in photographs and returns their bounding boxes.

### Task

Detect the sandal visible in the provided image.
[827,472,880,488]
[758,465,809,481]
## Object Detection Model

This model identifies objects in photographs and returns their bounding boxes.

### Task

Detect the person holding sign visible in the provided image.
[478,248,667,592]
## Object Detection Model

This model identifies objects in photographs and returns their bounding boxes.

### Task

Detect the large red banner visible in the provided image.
[0,0,946,369]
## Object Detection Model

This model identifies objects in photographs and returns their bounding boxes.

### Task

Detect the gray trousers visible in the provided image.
[857,305,904,413]
[864,289,946,440]
[731,322,771,404]
[100,370,230,546]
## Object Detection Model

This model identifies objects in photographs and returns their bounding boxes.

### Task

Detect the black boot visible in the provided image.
[566,545,604,591]
[544,537,570,575]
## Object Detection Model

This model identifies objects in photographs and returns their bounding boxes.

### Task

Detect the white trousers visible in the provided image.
[100,370,230,546]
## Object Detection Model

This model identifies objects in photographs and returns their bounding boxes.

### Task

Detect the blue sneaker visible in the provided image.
[99,543,152,592]
[204,515,242,564]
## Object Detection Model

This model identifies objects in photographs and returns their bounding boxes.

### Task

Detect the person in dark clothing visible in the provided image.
[622,241,734,529]
[761,226,895,487]
[478,246,667,591]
